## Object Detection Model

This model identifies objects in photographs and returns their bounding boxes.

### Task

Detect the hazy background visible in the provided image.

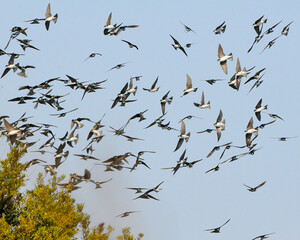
[0,0,299,239]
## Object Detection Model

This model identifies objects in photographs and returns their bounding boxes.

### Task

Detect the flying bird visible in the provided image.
[143,76,160,92]
[213,21,226,34]
[83,53,102,62]
[45,3,58,31]
[121,40,138,50]
[252,232,275,240]
[281,21,293,36]
[194,91,210,109]
[174,121,190,152]
[214,110,225,141]
[1,55,19,78]
[205,219,230,233]
[253,15,267,35]
[180,22,196,33]
[170,35,188,56]
[182,74,197,96]
[254,98,268,121]
[217,44,233,74]
[243,181,266,192]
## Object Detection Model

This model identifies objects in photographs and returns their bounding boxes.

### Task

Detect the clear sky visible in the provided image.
[0,0,299,239]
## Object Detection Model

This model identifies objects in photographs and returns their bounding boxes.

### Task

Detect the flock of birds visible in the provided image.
[0,3,296,239]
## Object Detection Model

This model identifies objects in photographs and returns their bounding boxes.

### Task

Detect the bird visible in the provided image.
[1,55,19,78]
[121,40,138,50]
[254,98,268,121]
[182,74,197,96]
[245,117,258,147]
[160,91,173,115]
[244,68,266,85]
[214,110,225,141]
[234,57,254,90]
[49,108,78,118]
[73,154,100,161]
[243,181,266,192]
[115,211,140,218]
[205,219,230,233]
[261,20,282,35]
[257,119,276,129]
[8,96,36,104]
[174,121,190,152]
[145,113,166,129]
[126,187,148,194]
[206,142,232,158]
[213,21,226,34]
[252,232,275,240]
[180,115,202,122]
[247,34,265,53]
[83,53,102,62]
[44,3,58,31]
[180,22,196,33]
[143,76,160,92]
[185,42,197,48]
[201,78,225,85]
[108,62,128,71]
[260,36,281,54]
[265,113,284,121]
[281,21,293,36]
[111,82,129,109]
[3,119,22,144]
[270,136,298,141]
[194,91,210,109]
[90,178,112,189]
[253,15,267,35]
[16,65,36,78]
[170,35,188,56]
[122,135,144,142]
[25,17,45,24]
[217,44,233,74]
[103,12,115,35]
[205,164,220,174]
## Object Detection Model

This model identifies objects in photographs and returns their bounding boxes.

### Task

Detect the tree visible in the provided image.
[0,143,143,240]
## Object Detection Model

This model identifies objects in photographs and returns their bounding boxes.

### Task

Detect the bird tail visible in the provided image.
[20,28,28,36]
[185,132,191,142]
[167,97,173,104]
[228,53,233,61]
[53,14,58,23]
[75,134,79,144]
[221,25,226,33]
[265,105,268,110]
[207,101,211,109]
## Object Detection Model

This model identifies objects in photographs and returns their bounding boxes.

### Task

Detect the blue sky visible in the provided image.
[0,1,299,239]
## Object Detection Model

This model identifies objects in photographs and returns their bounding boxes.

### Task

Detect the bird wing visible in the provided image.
[174,138,184,152]
[106,12,112,25]
[218,44,225,58]
[200,92,205,105]
[45,3,51,18]
[236,57,241,72]
[255,181,266,189]
[170,35,179,44]
[179,46,188,56]
[220,61,228,74]
[186,74,192,89]
[180,120,186,135]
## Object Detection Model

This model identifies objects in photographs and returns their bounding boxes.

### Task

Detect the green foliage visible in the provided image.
[0,144,143,240]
